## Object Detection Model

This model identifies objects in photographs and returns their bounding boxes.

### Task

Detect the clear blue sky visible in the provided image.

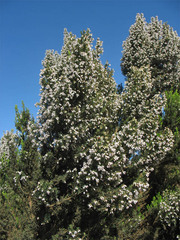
[0,0,179,137]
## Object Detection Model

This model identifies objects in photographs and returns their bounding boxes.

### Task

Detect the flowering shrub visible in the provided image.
[121,13,180,92]
[119,13,179,240]
[0,14,179,239]
[0,130,18,167]
[159,189,180,229]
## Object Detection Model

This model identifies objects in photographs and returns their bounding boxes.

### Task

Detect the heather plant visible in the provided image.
[119,13,180,239]
[32,29,120,239]
[158,189,180,235]
[0,14,179,240]
[113,65,174,239]
[121,13,180,92]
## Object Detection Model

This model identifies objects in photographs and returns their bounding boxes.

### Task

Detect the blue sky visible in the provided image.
[0,0,179,137]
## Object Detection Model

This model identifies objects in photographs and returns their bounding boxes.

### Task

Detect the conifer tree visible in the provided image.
[0,130,19,239]
[0,104,40,239]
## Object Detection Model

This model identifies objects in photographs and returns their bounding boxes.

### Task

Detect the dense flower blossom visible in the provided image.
[0,130,18,172]
[158,189,180,229]
[121,13,180,92]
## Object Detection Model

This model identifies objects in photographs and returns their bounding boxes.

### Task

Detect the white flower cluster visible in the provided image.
[13,171,29,186]
[158,189,180,228]
[121,13,180,91]
[121,67,174,161]
[32,181,55,207]
[35,29,119,157]
[0,131,18,159]
[67,227,82,240]
[0,130,18,169]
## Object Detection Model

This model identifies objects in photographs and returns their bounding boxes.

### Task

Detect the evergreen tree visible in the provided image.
[0,103,40,239]
[0,130,19,239]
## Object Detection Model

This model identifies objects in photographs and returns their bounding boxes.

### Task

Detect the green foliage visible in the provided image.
[146,192,162,211]
[163,90,180,133]
[15,101,31,137]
